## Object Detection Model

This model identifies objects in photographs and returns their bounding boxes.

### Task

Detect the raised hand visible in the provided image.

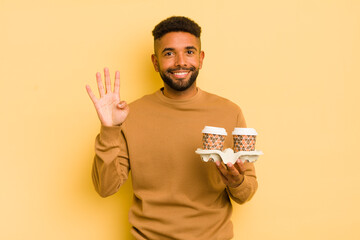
[86,68,129,127]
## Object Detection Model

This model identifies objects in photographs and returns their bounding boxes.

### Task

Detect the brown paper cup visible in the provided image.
[202,126,227,151]
[232,128,257,152]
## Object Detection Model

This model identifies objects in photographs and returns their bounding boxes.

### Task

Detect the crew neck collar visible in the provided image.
[155,87,203,105]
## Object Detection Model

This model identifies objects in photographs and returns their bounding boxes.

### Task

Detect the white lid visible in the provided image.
[232,128,257,135]
[202,126,227,136]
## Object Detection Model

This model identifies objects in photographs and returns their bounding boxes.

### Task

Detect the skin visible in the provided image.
[216,160,247,188]
[86,68,129,127]
[85,31,246,188]
[151,32,204,100]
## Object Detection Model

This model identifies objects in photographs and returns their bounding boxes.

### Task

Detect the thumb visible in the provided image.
[117,101,128,109]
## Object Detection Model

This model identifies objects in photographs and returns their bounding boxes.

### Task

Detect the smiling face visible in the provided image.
[151,31,205,92]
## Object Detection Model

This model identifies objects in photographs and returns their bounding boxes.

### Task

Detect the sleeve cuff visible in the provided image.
[99,125,122,146]
[227,175,252,198]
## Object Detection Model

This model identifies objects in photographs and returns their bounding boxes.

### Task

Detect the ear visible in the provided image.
[199,51,205,69]
[151,54,159,72]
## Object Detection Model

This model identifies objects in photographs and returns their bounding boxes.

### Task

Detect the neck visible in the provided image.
[162,83,198,100]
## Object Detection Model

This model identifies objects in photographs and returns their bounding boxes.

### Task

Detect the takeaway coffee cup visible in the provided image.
[202,126,227,151]
[232,128,257,152]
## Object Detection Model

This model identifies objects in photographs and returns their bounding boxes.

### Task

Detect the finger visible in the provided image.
[216,167,229,185]
[96,72,105,97]
[104,67,111,93]
[227,163,241,178]
[85,85,98,104]
[234,159,243,174]
[117,100,128,109]
[226,163,243,187]
[215,163,229,182]
[235,160,246,174]
[234,161,241,173]
[215,161,229,179]
[114,71,120,96]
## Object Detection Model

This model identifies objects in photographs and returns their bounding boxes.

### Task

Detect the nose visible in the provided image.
[175,53,187,67]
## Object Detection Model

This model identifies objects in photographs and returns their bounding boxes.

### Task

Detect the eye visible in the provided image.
[187,50,194,55]
[164,52,174,56]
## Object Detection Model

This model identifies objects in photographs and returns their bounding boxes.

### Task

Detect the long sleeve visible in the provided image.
[90,89,259,239]
[226,162,258,204]
[92,125,130,198]
[226,109,258,204]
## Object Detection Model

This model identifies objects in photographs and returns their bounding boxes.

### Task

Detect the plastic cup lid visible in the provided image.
[232,128,257,135]
[202,126,227,136]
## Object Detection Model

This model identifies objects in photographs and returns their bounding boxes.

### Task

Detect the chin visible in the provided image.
[160,71,198,92]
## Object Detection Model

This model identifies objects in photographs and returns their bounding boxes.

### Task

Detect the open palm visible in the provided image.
[86,68,129,126]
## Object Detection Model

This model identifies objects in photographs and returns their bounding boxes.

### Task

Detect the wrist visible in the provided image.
[99,125,122,146]
[228,174,245,188]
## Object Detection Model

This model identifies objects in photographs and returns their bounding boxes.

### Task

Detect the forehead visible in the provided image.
[154,32,201,52]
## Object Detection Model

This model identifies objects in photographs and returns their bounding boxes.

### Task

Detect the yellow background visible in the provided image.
[1,0,359,239]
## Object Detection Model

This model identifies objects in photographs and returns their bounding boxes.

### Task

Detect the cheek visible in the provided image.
[192,60,201,69]
[159,60,173,70]
[189,56,202,67]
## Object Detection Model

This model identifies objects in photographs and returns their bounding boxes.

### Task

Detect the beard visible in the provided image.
[159,67,199,91]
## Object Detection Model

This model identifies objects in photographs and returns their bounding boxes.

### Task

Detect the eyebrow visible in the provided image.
[161,48,175,53]
[161,46,198,54]
[185,46,198,51]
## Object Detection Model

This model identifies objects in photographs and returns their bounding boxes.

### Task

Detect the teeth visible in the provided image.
[173,72,188,76]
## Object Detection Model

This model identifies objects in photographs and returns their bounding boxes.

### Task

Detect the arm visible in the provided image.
[215,109,258,204]
[216,160,258,204]
[227,162,258,204]
[86,68,130,197]
[92,125,130,197]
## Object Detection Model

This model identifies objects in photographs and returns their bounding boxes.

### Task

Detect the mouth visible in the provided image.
[171,71,190,79]
[168,68,194,79]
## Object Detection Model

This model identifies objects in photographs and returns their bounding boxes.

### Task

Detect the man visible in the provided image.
[86,16,258,240]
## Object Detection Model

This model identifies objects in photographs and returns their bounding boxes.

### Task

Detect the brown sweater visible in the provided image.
[92,88,258,240]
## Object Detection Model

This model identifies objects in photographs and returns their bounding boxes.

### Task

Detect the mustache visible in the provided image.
[167,67,196,72]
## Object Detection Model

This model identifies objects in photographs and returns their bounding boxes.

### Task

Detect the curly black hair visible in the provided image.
[152,16,201,40]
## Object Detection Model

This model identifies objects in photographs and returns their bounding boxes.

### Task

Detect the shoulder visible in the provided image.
[199,89,247,127]
[200,89,242,112]
[128,91,159,108]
